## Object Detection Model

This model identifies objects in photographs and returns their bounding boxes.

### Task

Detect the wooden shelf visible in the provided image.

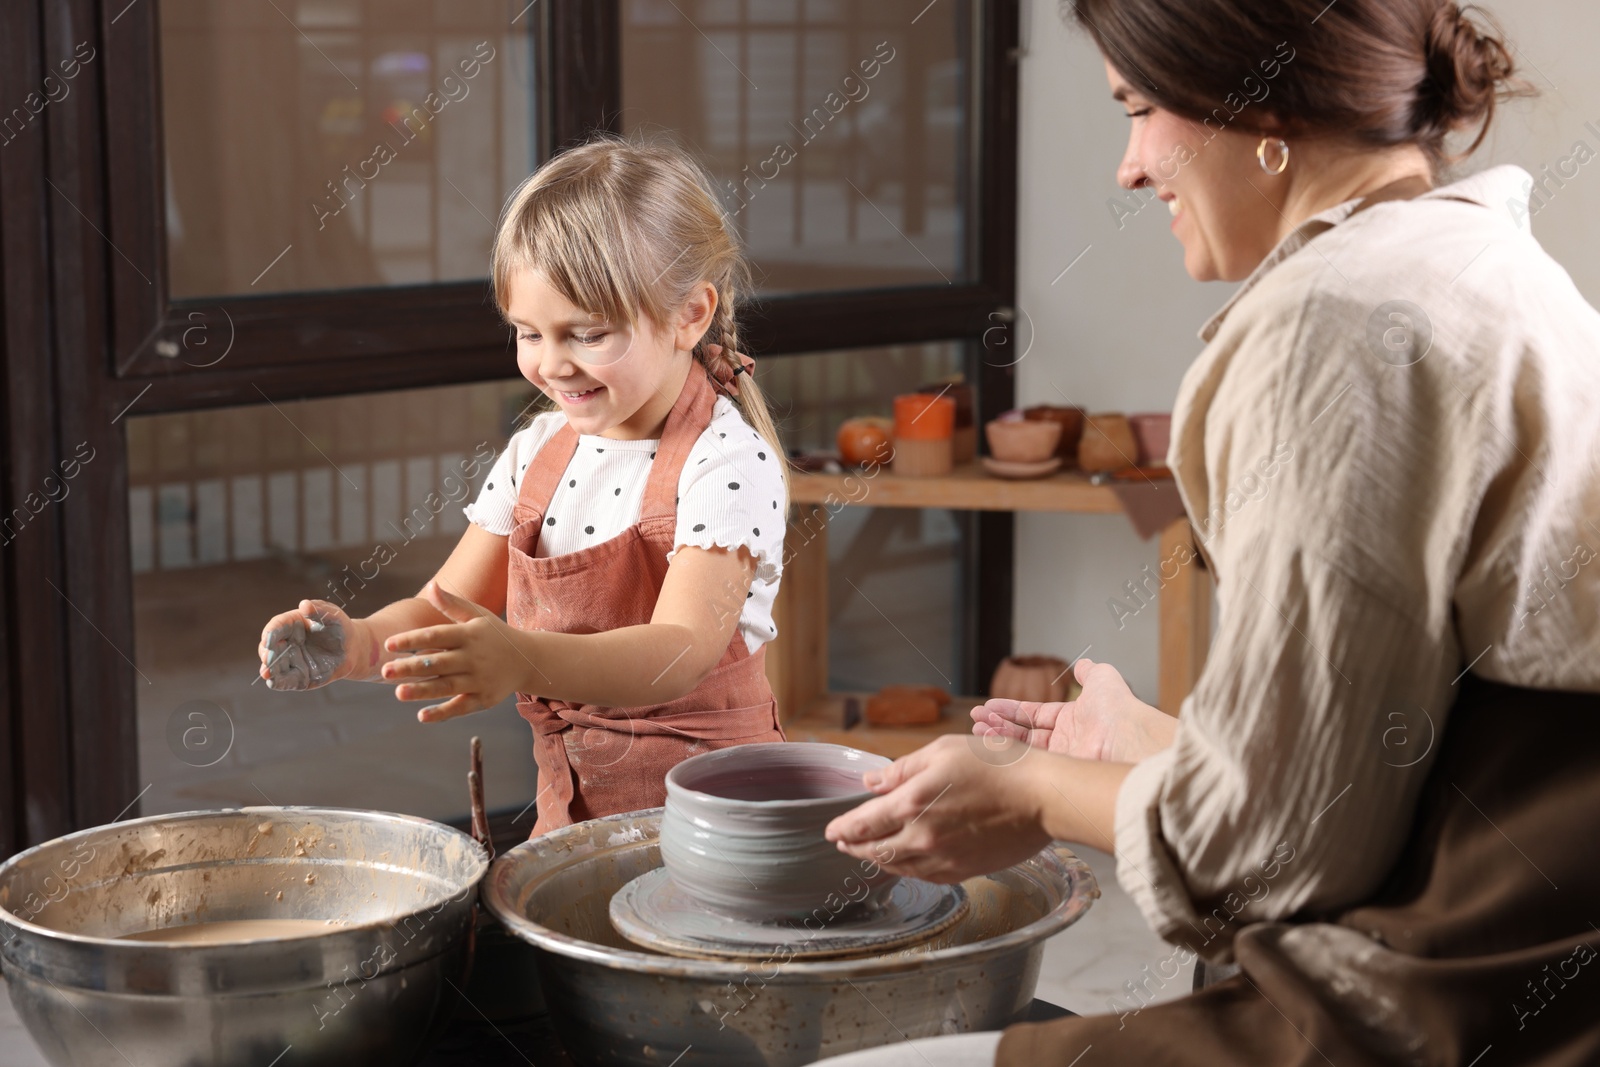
[783,692,987,760]
[789,463,1123,514]
[767,466,1212,743]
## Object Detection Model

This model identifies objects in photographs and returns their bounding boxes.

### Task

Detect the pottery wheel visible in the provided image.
[609,868,969,961]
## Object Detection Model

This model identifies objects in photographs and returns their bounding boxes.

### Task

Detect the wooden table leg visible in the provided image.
[767,504,829,724]
[1157,517,1211,715]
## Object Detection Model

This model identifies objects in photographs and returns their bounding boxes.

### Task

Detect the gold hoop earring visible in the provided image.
[1257,137,1289,176]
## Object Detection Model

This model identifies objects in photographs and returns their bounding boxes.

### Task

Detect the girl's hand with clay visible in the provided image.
[259,599,373,691]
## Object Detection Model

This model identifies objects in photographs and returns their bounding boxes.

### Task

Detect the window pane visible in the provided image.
[160,0,539,298]
[128,379,541,822]
[620,0,971,295]
[762,343,966,691]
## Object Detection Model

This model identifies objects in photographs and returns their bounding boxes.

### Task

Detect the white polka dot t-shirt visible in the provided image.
[464,396,787,652]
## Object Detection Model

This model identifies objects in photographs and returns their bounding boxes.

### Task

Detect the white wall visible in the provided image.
[1011,0,1600,703]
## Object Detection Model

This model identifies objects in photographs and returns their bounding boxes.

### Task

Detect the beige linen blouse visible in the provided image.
[1115,165,1600,958]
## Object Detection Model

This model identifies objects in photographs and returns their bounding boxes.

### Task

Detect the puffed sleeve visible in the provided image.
[462,414,561,536]
[669,399,788,584]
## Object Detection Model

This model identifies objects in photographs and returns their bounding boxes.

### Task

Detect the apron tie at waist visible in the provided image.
[522,698,780,742]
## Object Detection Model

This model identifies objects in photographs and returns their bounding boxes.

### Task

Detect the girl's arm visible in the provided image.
[259,524,508,689]
[342,525,510,680]
[382,544,755,721]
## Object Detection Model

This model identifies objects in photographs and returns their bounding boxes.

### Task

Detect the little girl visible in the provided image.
[258,134,789,835]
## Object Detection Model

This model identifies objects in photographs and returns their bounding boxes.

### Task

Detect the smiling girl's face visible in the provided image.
[505,267,714,439]
[1106,59,1287,283]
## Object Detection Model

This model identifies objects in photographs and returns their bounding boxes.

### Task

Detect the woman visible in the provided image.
[821,0,1600,1063]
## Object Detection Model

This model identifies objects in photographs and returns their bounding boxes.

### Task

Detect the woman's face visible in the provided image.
[1105,59,1284,283]
[505,267,711,439]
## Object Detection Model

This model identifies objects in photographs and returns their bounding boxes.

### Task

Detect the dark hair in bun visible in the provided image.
[1069,0,1534,166]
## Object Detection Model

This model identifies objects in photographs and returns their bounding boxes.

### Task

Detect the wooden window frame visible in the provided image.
[0,0,1018,853]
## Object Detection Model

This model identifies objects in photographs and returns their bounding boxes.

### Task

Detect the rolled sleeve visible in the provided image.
[1114,531,1458,963]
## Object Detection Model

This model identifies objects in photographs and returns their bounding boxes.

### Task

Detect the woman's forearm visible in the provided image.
[1023,753,1133,854]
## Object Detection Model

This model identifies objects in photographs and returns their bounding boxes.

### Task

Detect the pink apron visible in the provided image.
[506,368,785,836]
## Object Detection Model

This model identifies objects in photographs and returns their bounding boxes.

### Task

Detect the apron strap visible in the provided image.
[511,365,717,527]
[639,366,718,523]
[512,422,580,527]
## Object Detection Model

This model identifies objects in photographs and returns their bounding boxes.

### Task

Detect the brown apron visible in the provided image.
[998,674,1600,1066]
[506,368,785,837]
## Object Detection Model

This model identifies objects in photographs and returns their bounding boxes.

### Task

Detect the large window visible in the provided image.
[127,382,541,822]
[620,0,969,294]
[0,0,1017,852]
[161,1,539,296]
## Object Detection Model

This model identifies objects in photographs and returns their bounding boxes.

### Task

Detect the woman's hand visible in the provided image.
[260,600,368,690]
[823,735,1053,883]
[970,657,1175,764]
[384,580,536,722]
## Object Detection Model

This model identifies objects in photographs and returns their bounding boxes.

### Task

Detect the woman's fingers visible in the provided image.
[971,699,1063,749]
[829,748,940,841]
[833,838,944,881]
[979,698,1059,730]
[972,714,1025,741]
[826,793,910,846]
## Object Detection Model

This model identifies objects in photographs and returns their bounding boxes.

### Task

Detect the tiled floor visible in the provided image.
[0,843,1188,1066]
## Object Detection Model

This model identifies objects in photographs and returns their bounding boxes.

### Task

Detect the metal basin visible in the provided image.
[483,809,1099,1066]
[0,806,487,1067]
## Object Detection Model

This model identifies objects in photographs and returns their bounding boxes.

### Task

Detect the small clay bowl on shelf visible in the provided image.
[657,742,897,922]
[985,418,1061,464]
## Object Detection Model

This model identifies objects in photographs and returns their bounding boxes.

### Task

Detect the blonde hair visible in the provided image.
[491,132,788,492]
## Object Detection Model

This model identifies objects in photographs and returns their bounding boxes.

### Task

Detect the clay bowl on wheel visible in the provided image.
[658,742,895,922]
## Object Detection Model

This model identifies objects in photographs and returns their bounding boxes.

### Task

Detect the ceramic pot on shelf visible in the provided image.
[1128,412,1172,467]
[989,655,1079,704]
[920,381,977,465]
[1077,413,1139,473]
[892,393,956,478]
[1022,405,1086,464]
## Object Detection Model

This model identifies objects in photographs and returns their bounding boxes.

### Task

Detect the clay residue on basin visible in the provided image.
[119,918,340,943]
[1,807,486,942]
